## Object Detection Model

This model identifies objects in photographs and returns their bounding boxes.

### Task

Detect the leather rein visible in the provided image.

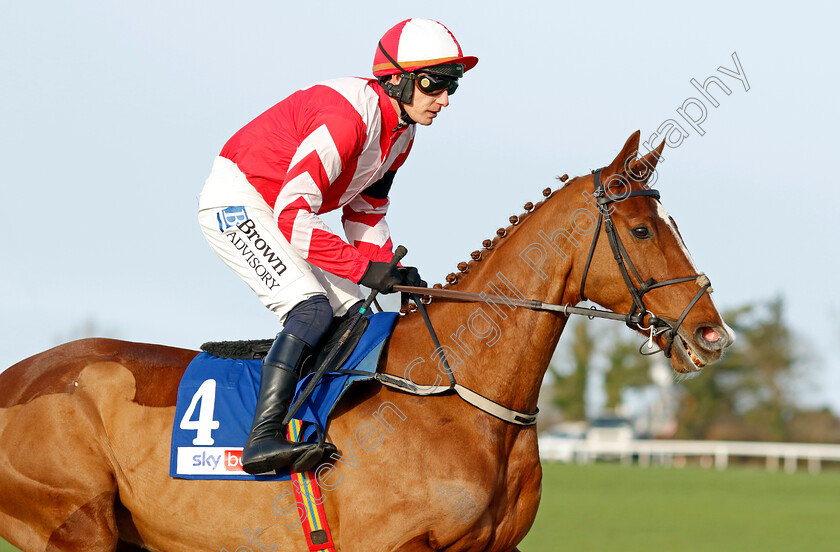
[380,169,712,426]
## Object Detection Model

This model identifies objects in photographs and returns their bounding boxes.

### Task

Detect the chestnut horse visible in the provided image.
[0,131,732,552]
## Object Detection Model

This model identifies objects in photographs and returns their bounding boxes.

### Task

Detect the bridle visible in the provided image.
[579,168,712,357]
[380,167,715,425]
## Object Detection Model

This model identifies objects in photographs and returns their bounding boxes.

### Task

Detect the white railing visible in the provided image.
[538,437,840,473]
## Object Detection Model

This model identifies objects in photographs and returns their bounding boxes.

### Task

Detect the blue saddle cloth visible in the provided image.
[169,312,398,481]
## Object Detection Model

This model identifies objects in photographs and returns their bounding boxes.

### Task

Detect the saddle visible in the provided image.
[170,312,398,481]
[200,313,369,378]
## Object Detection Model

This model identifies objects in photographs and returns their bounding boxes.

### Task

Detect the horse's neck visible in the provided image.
[387,188,581,416]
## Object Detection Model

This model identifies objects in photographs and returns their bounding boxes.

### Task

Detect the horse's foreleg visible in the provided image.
[392,542,435,552]
[390,539,519,551]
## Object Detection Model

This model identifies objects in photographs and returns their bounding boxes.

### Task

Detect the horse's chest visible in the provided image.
[429,457,540,550]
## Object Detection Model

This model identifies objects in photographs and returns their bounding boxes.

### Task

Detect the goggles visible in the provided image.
[416,73,459,96]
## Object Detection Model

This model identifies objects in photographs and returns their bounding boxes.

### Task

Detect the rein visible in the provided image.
[368,291,539,426]
[381,170,712,426]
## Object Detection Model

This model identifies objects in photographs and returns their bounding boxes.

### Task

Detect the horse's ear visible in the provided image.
[629,139,665,181]
[603,130,641,178]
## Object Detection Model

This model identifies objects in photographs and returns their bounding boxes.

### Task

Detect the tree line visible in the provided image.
[549,297,840,443]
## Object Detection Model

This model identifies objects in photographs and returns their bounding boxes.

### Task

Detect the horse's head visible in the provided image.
[566,131,734,374]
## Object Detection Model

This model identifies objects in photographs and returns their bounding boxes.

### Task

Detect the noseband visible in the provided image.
[580,168,712,357]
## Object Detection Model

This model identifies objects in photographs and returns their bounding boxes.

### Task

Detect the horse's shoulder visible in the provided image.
[0,338,197,408]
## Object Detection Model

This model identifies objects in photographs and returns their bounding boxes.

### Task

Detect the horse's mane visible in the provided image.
[401,173,579,313]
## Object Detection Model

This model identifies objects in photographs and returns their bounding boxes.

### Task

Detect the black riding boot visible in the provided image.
[241,333,336,474]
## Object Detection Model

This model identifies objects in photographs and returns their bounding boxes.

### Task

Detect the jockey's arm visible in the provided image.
[274,117,373,283]
[342,170,397,264]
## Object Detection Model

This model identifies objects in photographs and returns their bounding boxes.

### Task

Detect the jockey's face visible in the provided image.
[388,75,450,126]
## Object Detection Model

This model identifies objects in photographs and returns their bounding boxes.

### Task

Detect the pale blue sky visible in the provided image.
[2,1,838,412]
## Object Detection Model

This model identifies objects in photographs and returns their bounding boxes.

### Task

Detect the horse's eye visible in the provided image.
[632,226,651,239]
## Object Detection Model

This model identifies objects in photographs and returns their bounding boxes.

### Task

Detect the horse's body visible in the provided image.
[0,133,732,551]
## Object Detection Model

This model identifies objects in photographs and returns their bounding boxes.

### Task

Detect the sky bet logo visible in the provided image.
[177,447,246,475]
[223,450,244,471]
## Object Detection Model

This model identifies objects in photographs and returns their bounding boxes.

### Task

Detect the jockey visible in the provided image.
[198,18,478,474]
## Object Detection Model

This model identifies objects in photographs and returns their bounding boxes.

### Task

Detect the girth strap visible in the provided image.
[386,292,536,426]
[373,373,539,426]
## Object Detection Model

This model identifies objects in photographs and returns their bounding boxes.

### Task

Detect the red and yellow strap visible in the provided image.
[287,419,336,552]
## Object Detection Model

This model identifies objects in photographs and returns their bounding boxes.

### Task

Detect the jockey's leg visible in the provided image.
[281,293,334,347]
[241,295,337,475]
[198,162,364,474]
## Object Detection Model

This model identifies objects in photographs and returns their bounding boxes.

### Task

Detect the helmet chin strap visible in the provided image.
[377,41,416,128]
[396,104,415,127]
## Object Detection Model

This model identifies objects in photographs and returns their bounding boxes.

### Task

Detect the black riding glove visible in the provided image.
[398,266,427,288]
[359,261,402,294]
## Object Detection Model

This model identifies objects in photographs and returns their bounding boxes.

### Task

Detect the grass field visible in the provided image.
[521,462,840,551]
[2,462,838,551]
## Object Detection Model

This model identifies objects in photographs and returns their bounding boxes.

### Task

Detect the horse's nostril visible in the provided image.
[701,327,721,343]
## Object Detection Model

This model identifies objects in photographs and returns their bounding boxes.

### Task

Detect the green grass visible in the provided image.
[2,463,839,551]
[521,462,840,552]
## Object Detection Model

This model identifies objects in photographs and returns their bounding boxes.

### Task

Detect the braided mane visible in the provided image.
[399,173,576,314]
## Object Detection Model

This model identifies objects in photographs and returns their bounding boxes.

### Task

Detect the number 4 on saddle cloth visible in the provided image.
[169,312,399,481]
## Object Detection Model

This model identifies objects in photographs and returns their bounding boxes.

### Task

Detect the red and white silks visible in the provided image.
[198,78,415,320]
